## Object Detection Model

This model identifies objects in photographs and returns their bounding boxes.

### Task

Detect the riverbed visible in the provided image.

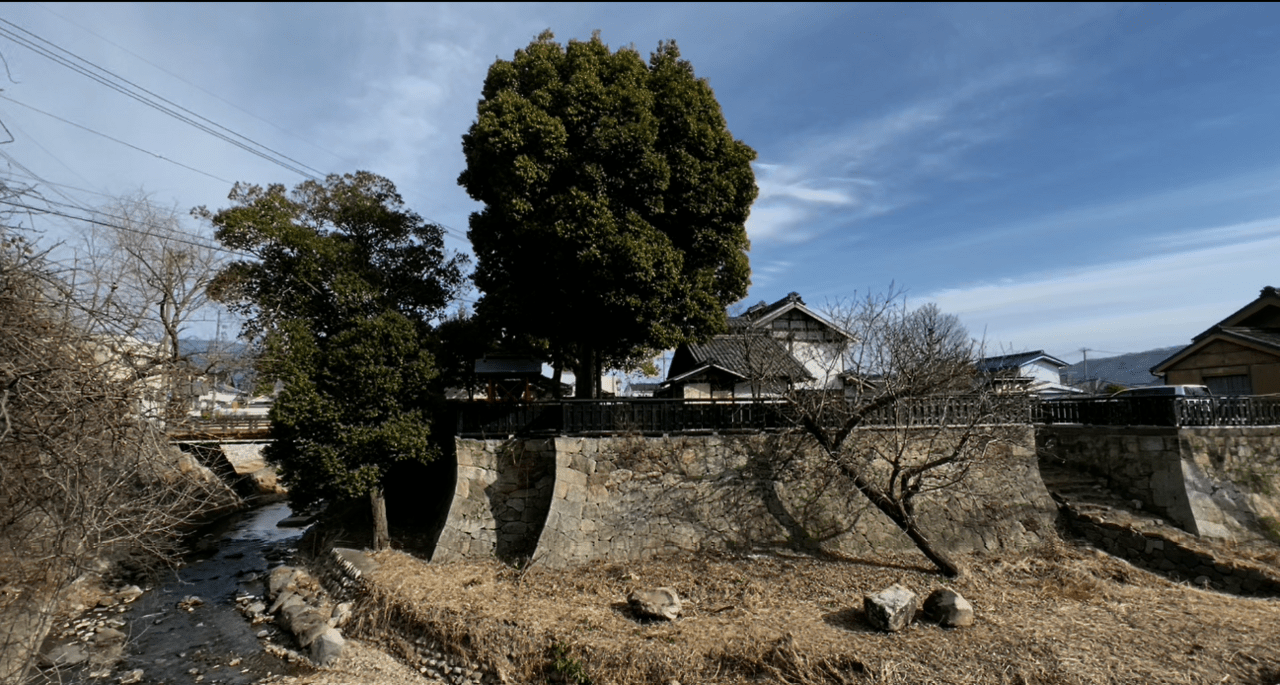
[38,502,314,685]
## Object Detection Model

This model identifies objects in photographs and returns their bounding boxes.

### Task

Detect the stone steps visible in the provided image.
[1039,461,1280,596]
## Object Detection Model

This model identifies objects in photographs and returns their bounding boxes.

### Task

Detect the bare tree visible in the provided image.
[0,226,235,682]
[74,193,224,421]
[764,290,1027,577]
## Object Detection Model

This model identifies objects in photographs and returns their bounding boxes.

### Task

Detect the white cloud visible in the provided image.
[745,203,811,242]
[923,227,1280,359]
[746,58,1069,243]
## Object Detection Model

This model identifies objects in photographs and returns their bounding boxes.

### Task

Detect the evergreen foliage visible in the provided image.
[204,172,467,507]
[459,31,757,395]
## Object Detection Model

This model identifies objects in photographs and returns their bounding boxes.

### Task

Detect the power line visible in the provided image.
[0,117,98,190]
[0,162,116,201]
[35,2,355,168]
[0,197,250,257]
[0,18,474,247]
[0,95,233,183]
[0,18,325,180]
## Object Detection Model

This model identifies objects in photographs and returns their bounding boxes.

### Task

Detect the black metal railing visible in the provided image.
[454,395,1034,438]
[1034,395,1280,427]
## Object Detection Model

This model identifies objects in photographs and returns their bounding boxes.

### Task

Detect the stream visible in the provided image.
[42,502,314,685]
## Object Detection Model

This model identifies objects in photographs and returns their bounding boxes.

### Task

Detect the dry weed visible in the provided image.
[344,541,1280,685]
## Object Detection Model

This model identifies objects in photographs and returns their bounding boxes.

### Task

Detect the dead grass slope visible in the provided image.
[344,541,1280,685]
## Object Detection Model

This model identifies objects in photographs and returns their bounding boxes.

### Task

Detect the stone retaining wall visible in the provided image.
[431,439,555,563]
[434,429,1058,567]
[1038,425,1280,540]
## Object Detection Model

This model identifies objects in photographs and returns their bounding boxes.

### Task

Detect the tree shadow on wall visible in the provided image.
[594,433,873,558]
[486,439,555,562]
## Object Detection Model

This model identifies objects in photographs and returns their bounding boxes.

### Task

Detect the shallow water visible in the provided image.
[109,502,307,685]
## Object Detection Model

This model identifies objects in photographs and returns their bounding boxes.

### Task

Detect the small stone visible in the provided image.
[922,588,974,628]
[864,584,918,632]
[256,630,270,638]
[1194,575,1212,586]
[628,587,681,621]
[118,669,144,684]
[229,658,242,667]
[97,595,118,608]
[93,627,128,645]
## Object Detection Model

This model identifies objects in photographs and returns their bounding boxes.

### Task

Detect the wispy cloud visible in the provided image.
[923,224,1280,358]
[936,165,1280,253]
[746,58,1068,244]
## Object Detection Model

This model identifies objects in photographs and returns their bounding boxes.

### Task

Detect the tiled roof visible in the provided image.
[682,333,811,381]
[976,350,1067,373]
[1220,326,1280,352]
[1060,346,1182,388]
[738,291,805,322]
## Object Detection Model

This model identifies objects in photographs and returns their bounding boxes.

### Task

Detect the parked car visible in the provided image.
[1110,385,1213,425]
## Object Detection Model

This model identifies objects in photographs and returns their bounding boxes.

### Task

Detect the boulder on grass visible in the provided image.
[863,584,917,632]
[628,587,681,621]
[922,588,974,628]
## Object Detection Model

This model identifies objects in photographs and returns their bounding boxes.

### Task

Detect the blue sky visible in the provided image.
[1,3,1278,363]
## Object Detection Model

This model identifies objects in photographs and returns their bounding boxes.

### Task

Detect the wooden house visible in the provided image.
[1152,286,1280,395]
[661,292,852,399]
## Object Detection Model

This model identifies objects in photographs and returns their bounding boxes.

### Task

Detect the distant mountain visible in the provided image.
[1059,346,1184,390]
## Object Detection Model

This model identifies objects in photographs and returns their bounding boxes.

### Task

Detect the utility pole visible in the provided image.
[1078,348,1091,393]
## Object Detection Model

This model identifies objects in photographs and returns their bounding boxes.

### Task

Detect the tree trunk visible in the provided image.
[574,347,597,399]
[370,487,390,552]
[594,354,603,397]
[831,454,961,577]
[551,364,562,399]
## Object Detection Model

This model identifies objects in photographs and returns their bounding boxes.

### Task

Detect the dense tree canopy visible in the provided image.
[459,31,757,396]
[204,172,467,509]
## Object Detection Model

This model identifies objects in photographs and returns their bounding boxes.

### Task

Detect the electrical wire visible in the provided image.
[0,95,233,183]
[34,1,355,168]
[0,18,325,180]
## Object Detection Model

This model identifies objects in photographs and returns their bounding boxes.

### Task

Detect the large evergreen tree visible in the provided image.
[204,172,466,545]
[459,31,757,397]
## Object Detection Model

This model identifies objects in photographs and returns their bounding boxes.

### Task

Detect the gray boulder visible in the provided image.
[329,602,353,628]
[268,566,303,599]
[922,588,974,628]
[116,585,144,604]
[41,643,88,667]
[863,584,917,632]
[628,587,681,621]
[310,628,345,666]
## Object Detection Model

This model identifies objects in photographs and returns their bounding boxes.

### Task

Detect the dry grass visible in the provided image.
[348,541,1280,685]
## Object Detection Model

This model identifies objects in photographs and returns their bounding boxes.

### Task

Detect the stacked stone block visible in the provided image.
[1038,425,1280,540]
[435,430,1058,568]
[432,438,554,562]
